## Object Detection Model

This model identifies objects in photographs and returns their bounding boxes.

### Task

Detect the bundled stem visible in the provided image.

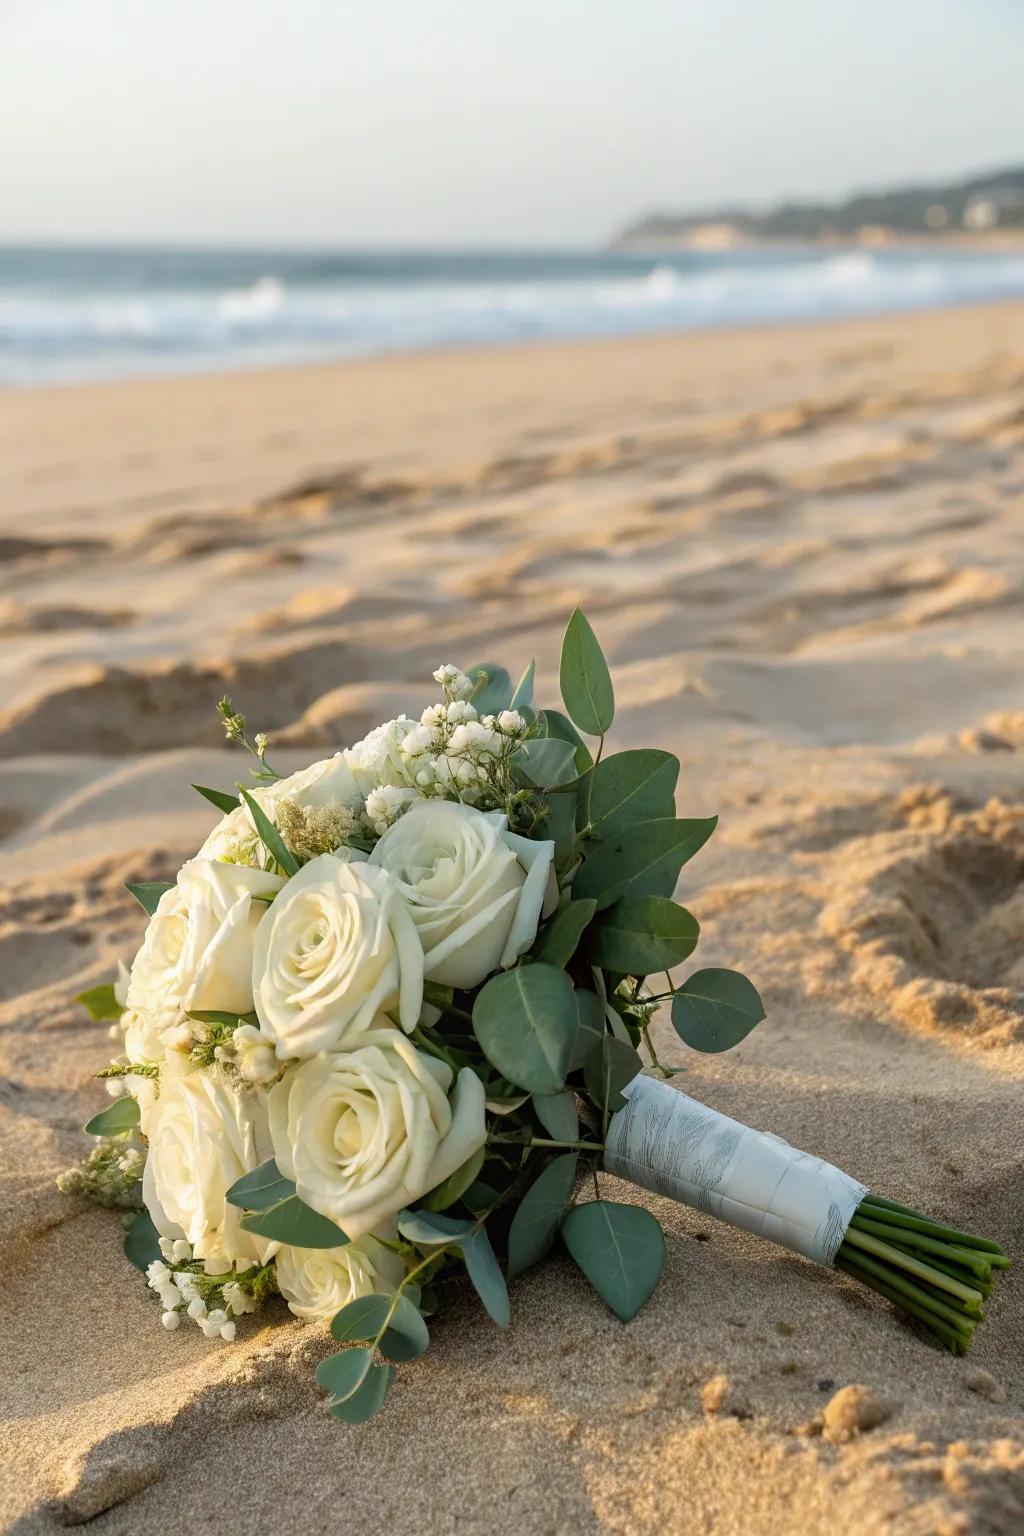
[835,1194,1009,1355]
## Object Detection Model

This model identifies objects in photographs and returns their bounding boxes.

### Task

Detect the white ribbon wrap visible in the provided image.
[603,1074,867,1266]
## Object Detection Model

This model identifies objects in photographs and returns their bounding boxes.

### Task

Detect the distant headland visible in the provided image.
[612,164,1024,250]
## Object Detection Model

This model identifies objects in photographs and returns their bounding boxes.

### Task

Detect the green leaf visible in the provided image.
[514,737,578,788]
[467,662,512,714]
[584,1034,643,1114]
[584,896,700,974]
[510,657,536,709]
[531,899,596,968]
[559,608,614,737]
[573,817,717,909]
[568,987,606,1072]
[462,1226,510,1327]
[544,790,579,868]
[507,1153,578,1278]
[192,783,240,813]
[533,1089,578,1142]
[472,964,578,1094]
[538,709,593,774]
[671,968,766,1053]
[123,1208,162,1272]
[331,1293,429,1362]
[397,1209,473,1247]
[84,1097,140,1136]
[125,882,174,916]
[316,1344,374,1398]
[240,1194,348,1248]
[561,1200,665,1322]
[225,1158,296,1211]
[239,788,300,878]
[588,750,679,837]
[423,1145,486,1212]
[328,1360,395,1424]
[76,983,122,1022]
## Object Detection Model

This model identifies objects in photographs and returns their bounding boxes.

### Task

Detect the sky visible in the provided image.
[2,0,1022,248]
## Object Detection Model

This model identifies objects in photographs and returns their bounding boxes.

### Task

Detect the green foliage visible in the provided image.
[331,1293,429,1362]
[514,737,578,788]
[397,1209,472,1247]
[561,1200,666,1322]
[123,1208,162,1272]
[240,1194,349,1248]
[537,708,593,774]
[468,662,513,713]
[239,787,299,877]
[533,1089,578,1142]
[573,816,717,908]
[530,899,597,968]
[473,964,578,1094]
[225,1158,296,1211]
[510,657,536,709]
[397,1209,509,1327]
[671,968,766,1053]
[84,1097,140,1136]
[584,896,700,974]
[586,750,679,837]
[507,1153,578,1278]
[543,790,579,867]
[125,881,174,916]
[559,608,614,736]
[423,1146,486,1212]
[76,983,122,1021]
[568,987,606,1072]
[191,783,240,813]
[583,1034,643,1114]
[317,1345,396,1424]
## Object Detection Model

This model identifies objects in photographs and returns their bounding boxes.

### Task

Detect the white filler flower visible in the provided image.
[276,1232,406,1321]
[268,1026,486,1241]
[252,853,423,1056]
[368,801,555,989]
[126,859,285,1018]
[141,1070,276,1271]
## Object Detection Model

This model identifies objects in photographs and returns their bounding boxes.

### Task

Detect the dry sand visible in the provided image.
[1,306,1022,1534]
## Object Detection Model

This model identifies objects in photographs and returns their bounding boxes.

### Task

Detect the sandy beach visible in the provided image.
[1,304,1022,1533]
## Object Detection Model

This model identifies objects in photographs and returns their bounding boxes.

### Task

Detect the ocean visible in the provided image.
[2,242,1023,386]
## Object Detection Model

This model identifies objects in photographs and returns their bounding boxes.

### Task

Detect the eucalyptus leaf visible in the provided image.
[125,881,175,916]
[559,608,614,736]
[467,662,512,714]
[584,1034,643,1114]
[239,788,299,878]
[328,1361,395,1424]
[671,968,766,1053]
[533,1089,579,1142]
[397,1209,473,1247]
[538,709,593,774]
[123,1208,162,1272]
[76,983,122,1022]
[472,964,577,1094]
[331,1292,429,1362]
[544,790,579,869]
[531,899,596,968]
[507,1153,578,1278]
[561,1199,666,1322]
[423,1145,486,1212]
[510,657,536,709]
[192,783,240,813]
[584,896,700,974]
[568,987,606,1072]
[573,817,717,909]
[462,1226,510,1327]
[240,1194,348,1248]
[316,1344,373,1397]
[587,750,679,837]
[225,1158,296,1211]
[514,737,578,788]
[84,1097,140,1136]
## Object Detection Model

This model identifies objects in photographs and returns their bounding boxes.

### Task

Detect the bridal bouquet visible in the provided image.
[64,611,1009,1424]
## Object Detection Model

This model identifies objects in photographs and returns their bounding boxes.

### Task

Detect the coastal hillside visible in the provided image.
[615,164,1024,248]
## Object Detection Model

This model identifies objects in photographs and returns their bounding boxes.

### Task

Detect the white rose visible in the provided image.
[126,859,285,1018]
[198,754,364,865]
[275,1230,406,1321]
[252,853,423,1057]
[368,801,555,989]
[140,1071,275,1271]
[268,1026,486,1241]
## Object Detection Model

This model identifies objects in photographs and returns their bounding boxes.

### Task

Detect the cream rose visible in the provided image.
[252,854,423,1057]
[198,754,364,865]
[368,801,555,989]
[267,1026,486,1241]
[140,1070,275,1271]
[342,717,416,798]
[126,859,285,1019]
[275,1231,406,1321]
